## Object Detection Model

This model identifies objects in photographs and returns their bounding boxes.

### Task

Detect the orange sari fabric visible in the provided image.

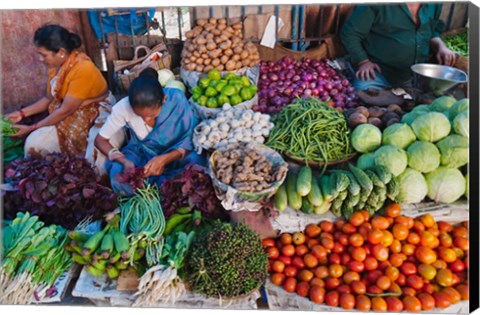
[47,50,108,156]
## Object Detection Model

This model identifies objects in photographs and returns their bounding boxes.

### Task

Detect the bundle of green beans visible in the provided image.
[119,184,166,266]
[266,98,354,169]
[443,30,468,57]
[1,212,72,304]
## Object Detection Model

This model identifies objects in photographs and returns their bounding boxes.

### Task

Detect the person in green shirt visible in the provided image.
[340,3,458,91]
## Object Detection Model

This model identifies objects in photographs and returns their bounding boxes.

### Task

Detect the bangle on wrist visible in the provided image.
[358,59,370,66]
[177,148,187,159]
[29,123,38,132]
[19,109,26,120]
[108,148,124,161]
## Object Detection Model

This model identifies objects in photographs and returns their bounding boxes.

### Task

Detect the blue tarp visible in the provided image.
[87,9,156,40]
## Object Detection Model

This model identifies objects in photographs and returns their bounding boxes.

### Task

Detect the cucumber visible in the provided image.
[365,169,385,188]
[331,199,343,217]
[335,172,350,193]
[356,199,366,210]
[346,193,361,208]
[307,177,323,207]
[348,163,373,195]
[297,166,313,197]
[340,170,361,196]
[287,173,302,210]
[301,197,315,214]
[373,165,392,184]
[342,204,354,220]
[337,190,349,202]
[329,173,341,199]
[314,200,331,215]
[320,175,334,202]
[274,184,288,211]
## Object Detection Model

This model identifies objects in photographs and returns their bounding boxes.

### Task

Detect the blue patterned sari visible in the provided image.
[107,88,205,195]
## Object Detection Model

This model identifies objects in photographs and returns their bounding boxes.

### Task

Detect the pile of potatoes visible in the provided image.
[213,144,288,193]
[181,18,260,73]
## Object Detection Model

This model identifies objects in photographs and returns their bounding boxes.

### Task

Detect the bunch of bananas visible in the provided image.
[66,222,144,279]
[165,207,203,235]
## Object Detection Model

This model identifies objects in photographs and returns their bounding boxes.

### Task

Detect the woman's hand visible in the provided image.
[119,158,135,173]
[5,111,23,124]
[144,155,168,177]
[356,60,382,81]
[11,124,33,137]
[436,46,458,67]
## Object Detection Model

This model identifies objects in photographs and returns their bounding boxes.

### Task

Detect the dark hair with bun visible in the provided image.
[34,24,82,53]
[128,76,164,109]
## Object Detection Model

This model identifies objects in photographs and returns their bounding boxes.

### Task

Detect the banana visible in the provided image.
[68,230,90,242]
[106,265,119,280]
[92,259,108,272]
[112,231,130,256]
[86,264,104,277]
[177,206,193,214]
[133,248,145,261]
[109,252,121,264]
[100,233,114,259]
[81,228,108,256]
[114,260,129,270]
[165,213,193,235]
[72,253,89,265]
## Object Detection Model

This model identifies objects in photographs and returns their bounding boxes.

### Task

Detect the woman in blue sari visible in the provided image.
[95,70,204,195]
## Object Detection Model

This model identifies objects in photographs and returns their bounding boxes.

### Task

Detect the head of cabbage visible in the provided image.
[351,124,382,153]
[412,104,432,113]
[157,69,175,87]
[401,110,429,126]
[453,110,469,138]
[165,79,186,93]
[431,96,456,112]
[382,123,416,149]
[411,112,451,142]
[373,145,408,176]
[436,134,469,169]
[426,167,466,203]
[396,168,428,204]
[448,98,469,120]
[406,141,440,173]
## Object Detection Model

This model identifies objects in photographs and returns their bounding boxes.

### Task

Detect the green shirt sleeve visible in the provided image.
[432,4,445,38]
[340,5,376,66]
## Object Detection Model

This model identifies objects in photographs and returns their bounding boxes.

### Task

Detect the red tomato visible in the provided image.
[367,285,383,295]
[328,253,341,265]
[313,266,329,279]
[310,277,325,288]
[272,260,285,273]
[343,271,360,284]
[456,284,469,300]
[277,255,292,266]
[292,256,306,269]
[417,293,435,311]
[271,273,286,286]
[406,274,424,290]
[400,261,417,275]
[298,269,314,283]
[262,238,275,248]
[337,284,352,295]
[386,296,404,312]
[295,281,310,297]
[348,260,365,273]
[328,264,344,278]
[310,245,328,260]
[292,232,306,245]
[367,269,383,283]
[449,259,466,273]
[319,220,334,233]
[309,285,325,304]
[351,280,366,295]
[376,275,392,291]
[284,266,298,278]
[280,233,293,245]
[325,290,340,307]
[340,293,356,310]
[304,253,319,268]
[356,295,372,311]
[266,246,280,259]
[364,256,379,271]
[341,252,351,265]
[372,244,389,261]
[283,277,297,293]
[371,296,387,312]
[281,244,295,257]
[325,277,341,290]
[403,295,422,312]
[433,292,452,309]
[351,247,367,262]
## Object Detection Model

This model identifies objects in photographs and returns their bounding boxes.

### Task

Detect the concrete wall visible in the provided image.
[1,9,84,113]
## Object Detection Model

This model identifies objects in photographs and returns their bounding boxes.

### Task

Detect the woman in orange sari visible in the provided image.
[5,24,124,174]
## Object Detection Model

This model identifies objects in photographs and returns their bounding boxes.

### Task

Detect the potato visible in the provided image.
[218,18,227,24]
[235,61,242,69]
[217,64,225,71]
[241,59,250,67]
[196,58,204,65]
[186,63,196,71]
[185,30,194,39]
[212,29,221,36]
[347,112,367,128]
[219,40,232,50]
[206,41,217,51]
[204,58,211,66]
[209,17,218,25]
[226,60,236,71]
[209,49,222,59]
[217,23,227,31]
[220,34,230,42]
[196,19,208,27]
[193,51,201,57]
[232,54,241,62]
[204,65,213,73]
[183,58,191,65]
[190,55,197,62]
[240,50,249,60]
[204,24,215,32]
[205,33,214,40]
[248,60,258,67]
[196,65,205,72]
[201,53,209,59]
[354,106,369,118]
[198,45,207,54]
[224,48,233,57]
[225,26,234,33]
[196,36,207,45]
[232,22,243,30]
[233,46,243,54]
[211,58,221,67]
[214,36,223,44]
[220,55,229,64]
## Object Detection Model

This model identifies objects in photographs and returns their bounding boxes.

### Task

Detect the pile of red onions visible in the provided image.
[253,56,358,114]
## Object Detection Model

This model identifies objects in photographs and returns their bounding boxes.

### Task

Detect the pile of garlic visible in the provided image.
[193,104,274,152]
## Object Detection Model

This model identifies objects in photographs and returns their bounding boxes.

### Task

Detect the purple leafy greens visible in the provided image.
[159,164,227,220]
[3,153,118,229]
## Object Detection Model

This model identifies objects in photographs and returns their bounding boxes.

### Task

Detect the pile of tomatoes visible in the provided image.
[263,204,469,312]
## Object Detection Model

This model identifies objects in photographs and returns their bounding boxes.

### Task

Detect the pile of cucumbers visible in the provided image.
[273,164,400,219]
[66,221,143,279]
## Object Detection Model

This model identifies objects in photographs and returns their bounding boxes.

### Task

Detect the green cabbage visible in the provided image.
[411,112,451,142]
[374,145,408,176]
[406,141,441,173]
[436,134,469,168]
[396,168,428,204]
[453,110,469,138]
[356,153,376,170]
[165,79,186,93]
[431,96,456,112]
[401,111,429,125]
[448,98,469,120]
[382,123,416,149]
[351,124,382,153]
[426,167,466,203]
[157,69,175,87]
[412,104,432,112]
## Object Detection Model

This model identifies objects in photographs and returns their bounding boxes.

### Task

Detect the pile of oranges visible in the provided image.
[264,204,469,312]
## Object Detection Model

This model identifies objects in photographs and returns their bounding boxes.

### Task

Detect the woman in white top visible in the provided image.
[95,69,205,195]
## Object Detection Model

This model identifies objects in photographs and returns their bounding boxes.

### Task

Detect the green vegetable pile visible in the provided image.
[266,98,354,168]
[442,30,468,57]
[1,212,72,304]
[354,97,469,204]
[192,68,258,108]
[185,222,268,297]
[1,117,23,164]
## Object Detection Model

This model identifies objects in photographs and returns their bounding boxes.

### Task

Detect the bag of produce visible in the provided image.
[208,143,288,212]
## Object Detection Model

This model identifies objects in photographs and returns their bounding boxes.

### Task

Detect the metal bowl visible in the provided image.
[411,63,468,94]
